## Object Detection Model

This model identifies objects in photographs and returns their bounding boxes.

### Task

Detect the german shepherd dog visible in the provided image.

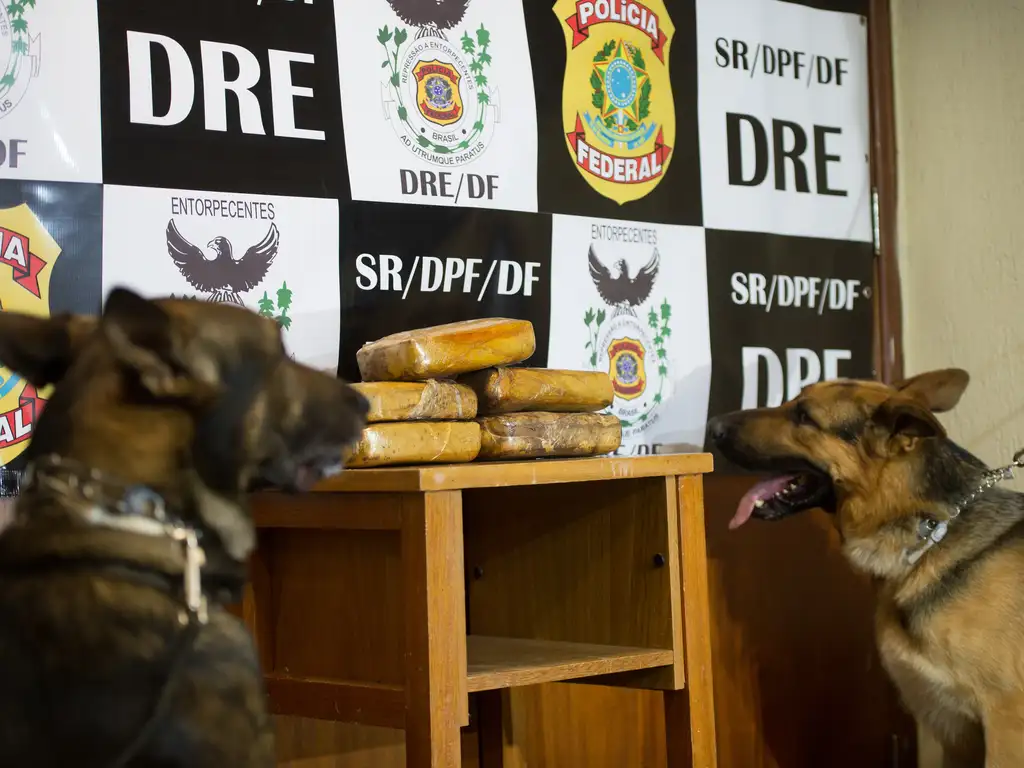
[708,369,1024,768]
[0,288,368,767]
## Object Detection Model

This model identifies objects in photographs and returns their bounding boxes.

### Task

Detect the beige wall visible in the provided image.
[892,0,1024,468]
[891,0,1024,764]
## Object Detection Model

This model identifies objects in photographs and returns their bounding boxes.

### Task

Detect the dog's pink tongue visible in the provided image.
[730,475,798,530]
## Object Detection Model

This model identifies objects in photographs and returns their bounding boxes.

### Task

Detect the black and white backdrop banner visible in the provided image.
[0,0,872,466]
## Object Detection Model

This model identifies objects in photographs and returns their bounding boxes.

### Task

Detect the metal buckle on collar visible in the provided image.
[905,518,949,566]
[169,526,208,626]
[918,517,949,544]
[122,485,168,521]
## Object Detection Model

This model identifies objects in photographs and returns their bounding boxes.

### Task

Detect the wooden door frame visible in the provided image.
[868,0,904,383]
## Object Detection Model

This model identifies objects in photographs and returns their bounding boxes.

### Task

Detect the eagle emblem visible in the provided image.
[588,245,659,316]
[385,0,470,39]
[165,219,280,306]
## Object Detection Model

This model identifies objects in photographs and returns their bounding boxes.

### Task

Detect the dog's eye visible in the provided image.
[835,427,857,443]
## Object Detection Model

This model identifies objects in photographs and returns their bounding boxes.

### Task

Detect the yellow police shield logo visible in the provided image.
[413,59,465,127]
[0,204,62,466]
[554,0,675,204]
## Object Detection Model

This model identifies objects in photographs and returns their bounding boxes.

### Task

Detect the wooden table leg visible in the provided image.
[476,690,505,768]
[669,474,718,768]
[664,690,694,768]
[401,490,469,768]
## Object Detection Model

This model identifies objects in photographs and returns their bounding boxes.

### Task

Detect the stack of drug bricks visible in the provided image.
[346,318,622,467]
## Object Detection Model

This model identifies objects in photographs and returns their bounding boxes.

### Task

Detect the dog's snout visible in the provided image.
[706,416,730,446]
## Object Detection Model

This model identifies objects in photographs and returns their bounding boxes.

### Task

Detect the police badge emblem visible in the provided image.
[377,0,499,167]
[554,0,675,205]
[0,203,61,465]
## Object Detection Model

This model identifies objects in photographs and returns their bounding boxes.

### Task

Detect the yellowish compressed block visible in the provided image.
[461,367,614,415]
[356,318,536,382]
[346,421,482,468]
[476,412,622,461]
[352,380,478,422]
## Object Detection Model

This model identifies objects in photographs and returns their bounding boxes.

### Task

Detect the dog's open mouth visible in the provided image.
[253,453,347,494]
[292,458,344,493]
[730,470,836,530]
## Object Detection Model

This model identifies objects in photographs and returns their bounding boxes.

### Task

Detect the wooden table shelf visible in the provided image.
[465,635,674,692]
[243,454,718,767]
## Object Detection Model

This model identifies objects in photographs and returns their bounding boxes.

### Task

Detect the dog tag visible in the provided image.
[183,530,208,624]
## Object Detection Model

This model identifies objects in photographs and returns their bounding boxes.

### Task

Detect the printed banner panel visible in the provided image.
[334,0,539,212]
[704,228,874,460]
[547,214,711,454]
[102,185,341,372]
[0,180,104,469]
[697,0,871,241]
[0,0,879,475]
[338,201,552,382]
[97,0,347,199]
[780,0,868,13]
[0,0,102,183]
[527,0,703,226]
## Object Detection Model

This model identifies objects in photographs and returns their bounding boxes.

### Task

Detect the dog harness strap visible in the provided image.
[23,453,216,767]
[97,520,210,768]
[105,612,204,768]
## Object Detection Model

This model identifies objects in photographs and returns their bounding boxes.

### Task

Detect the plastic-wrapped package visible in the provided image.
[476,412,622,461]
[356,318,536,382]
[461,367,614,415]
[352,380,478,422]
[346,421,482,467]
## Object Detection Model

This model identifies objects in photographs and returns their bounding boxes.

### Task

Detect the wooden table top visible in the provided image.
[311,453,714,493]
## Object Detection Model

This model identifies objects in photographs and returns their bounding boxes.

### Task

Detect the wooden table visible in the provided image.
[243,453,717,768]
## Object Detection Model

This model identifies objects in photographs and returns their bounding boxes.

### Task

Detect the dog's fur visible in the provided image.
[0,288,368,767]
[708,369,1024,768]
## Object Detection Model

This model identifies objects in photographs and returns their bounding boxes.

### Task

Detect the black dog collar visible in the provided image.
[22,454,212,624]
[904,447,1024,566]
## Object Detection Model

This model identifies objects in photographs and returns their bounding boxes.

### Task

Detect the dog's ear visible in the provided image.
[893,368,969,413]
[102,287,213,401]
[873,395,947,446]
[0,312,96,387]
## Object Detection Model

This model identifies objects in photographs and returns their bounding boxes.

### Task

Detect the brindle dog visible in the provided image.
[708,368,1024,768]
[0,288,368,767]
